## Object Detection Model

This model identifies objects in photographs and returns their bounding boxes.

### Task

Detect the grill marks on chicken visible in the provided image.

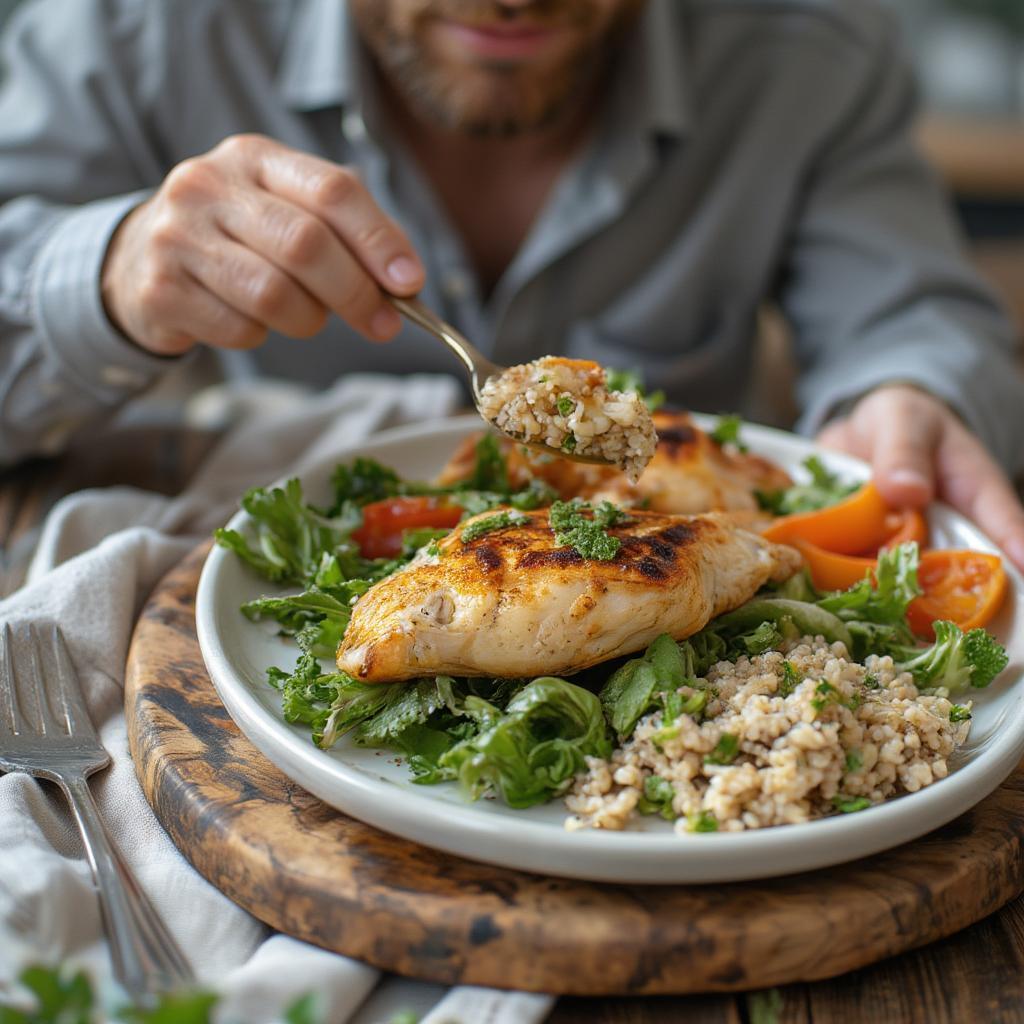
[335,508,801,682]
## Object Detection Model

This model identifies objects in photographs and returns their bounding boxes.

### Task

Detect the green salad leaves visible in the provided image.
[757,455,860,516]
[217,425,1010,817]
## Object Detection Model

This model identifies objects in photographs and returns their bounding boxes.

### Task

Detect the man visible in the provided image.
[1,0,1023,567]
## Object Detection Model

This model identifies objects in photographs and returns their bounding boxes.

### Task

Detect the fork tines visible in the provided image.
[0,622,98,741]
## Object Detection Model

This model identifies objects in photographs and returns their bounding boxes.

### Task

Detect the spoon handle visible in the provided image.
[388,295,500,390]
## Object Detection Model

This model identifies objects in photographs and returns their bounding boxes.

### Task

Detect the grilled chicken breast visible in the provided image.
[435,410,792,516]
[336,507,801,682]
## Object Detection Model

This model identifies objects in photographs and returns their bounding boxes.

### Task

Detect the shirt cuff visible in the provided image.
[30,190,175,401]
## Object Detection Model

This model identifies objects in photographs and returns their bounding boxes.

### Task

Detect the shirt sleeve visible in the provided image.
[0,0,177,466]
[776,12,1024,478]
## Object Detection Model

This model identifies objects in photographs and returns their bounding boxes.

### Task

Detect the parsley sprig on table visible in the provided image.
[0,964,319,1024]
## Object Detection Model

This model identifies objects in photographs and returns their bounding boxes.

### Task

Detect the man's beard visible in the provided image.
[357,1,640,137]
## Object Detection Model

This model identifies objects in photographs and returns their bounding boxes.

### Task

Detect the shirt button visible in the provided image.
[342,110,367,143]
[442,269,472,301]
[101,365,146,389]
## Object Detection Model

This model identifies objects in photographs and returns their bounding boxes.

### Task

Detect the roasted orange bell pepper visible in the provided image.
[761,481,897,554]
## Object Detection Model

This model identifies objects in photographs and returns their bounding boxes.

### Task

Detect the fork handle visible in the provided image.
[60,773,195,1000]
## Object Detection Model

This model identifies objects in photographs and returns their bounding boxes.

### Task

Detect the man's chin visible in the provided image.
[400,69,582,136]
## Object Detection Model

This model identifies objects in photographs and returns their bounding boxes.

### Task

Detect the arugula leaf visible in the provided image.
[711,598,853,653]
[437,677,612,808]
[710,414,747,452]
[605,367,665,411]
[756,455,859,515]
[819,543,921,627]
[734,620,784,656]
[214,478,361,585]
[462,434,509,493]
[328,457,407,509]
[600,634,694,738]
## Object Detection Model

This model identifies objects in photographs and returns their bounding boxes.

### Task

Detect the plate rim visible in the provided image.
[195,413,1024,884]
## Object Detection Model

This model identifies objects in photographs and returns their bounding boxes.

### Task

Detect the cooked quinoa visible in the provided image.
[478,355,657,483]
[564,637,972,834]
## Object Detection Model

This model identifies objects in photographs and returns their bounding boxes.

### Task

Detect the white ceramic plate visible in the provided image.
[195,414,1024,884]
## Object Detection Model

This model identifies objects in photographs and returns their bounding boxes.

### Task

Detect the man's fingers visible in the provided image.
[183,237,328,340]
[867,398,939,507]
[249,139,425,297]
[214,190,400,340]
[937,426,1024,572]
[815,418,860,458]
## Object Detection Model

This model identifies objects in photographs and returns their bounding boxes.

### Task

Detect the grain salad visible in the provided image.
[564,637,972,834]
[478,355,657,482]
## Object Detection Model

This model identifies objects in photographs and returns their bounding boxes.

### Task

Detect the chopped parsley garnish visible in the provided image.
[780,660,801,697]
[949,703,972,722]
[863,673,880,690]
[809,680,861,714]
[811,680,838,713]
[832,795,872,814]
[665,688,708,720]
[549,499,628,561]
[638,775,676,820]
[844,750,863,773]
[704,732,740,765]
[561,434,577,452]
[686,810,719,833]
[460,509,529,543]
[556,394,576,417]
[710,414,747,452]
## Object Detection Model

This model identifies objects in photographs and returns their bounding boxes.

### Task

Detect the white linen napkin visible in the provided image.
[0,373,555,1024]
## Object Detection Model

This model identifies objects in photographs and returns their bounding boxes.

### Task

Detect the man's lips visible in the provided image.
[437,19,570,60]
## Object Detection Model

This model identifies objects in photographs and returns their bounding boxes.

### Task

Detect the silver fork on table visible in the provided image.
[0,622,194,1002]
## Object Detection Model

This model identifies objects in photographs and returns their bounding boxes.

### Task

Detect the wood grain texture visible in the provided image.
[125,542,1024,997]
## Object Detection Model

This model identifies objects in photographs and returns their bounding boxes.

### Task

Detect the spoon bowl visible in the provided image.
[389,295,616,467]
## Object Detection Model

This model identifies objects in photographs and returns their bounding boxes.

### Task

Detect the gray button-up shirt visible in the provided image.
[1,0,1022,471]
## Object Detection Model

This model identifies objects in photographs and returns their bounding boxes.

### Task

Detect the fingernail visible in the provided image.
[386,256,421,289]
[370,308,400,340]
[886,468,931,491]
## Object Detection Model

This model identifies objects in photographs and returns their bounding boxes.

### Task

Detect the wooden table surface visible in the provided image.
[3,423,1024,1024]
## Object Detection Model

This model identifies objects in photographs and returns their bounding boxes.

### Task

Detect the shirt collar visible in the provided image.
[276,0,355,111]
[276,0,691,140]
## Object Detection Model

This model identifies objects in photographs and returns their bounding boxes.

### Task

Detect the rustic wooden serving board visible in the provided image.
[125,543,1024,996]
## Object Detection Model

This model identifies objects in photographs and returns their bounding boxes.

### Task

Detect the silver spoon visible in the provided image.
[388,294,615,466]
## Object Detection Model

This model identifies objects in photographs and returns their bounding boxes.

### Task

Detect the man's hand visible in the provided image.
[101,134,424,355]
[817,384,1024,572]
